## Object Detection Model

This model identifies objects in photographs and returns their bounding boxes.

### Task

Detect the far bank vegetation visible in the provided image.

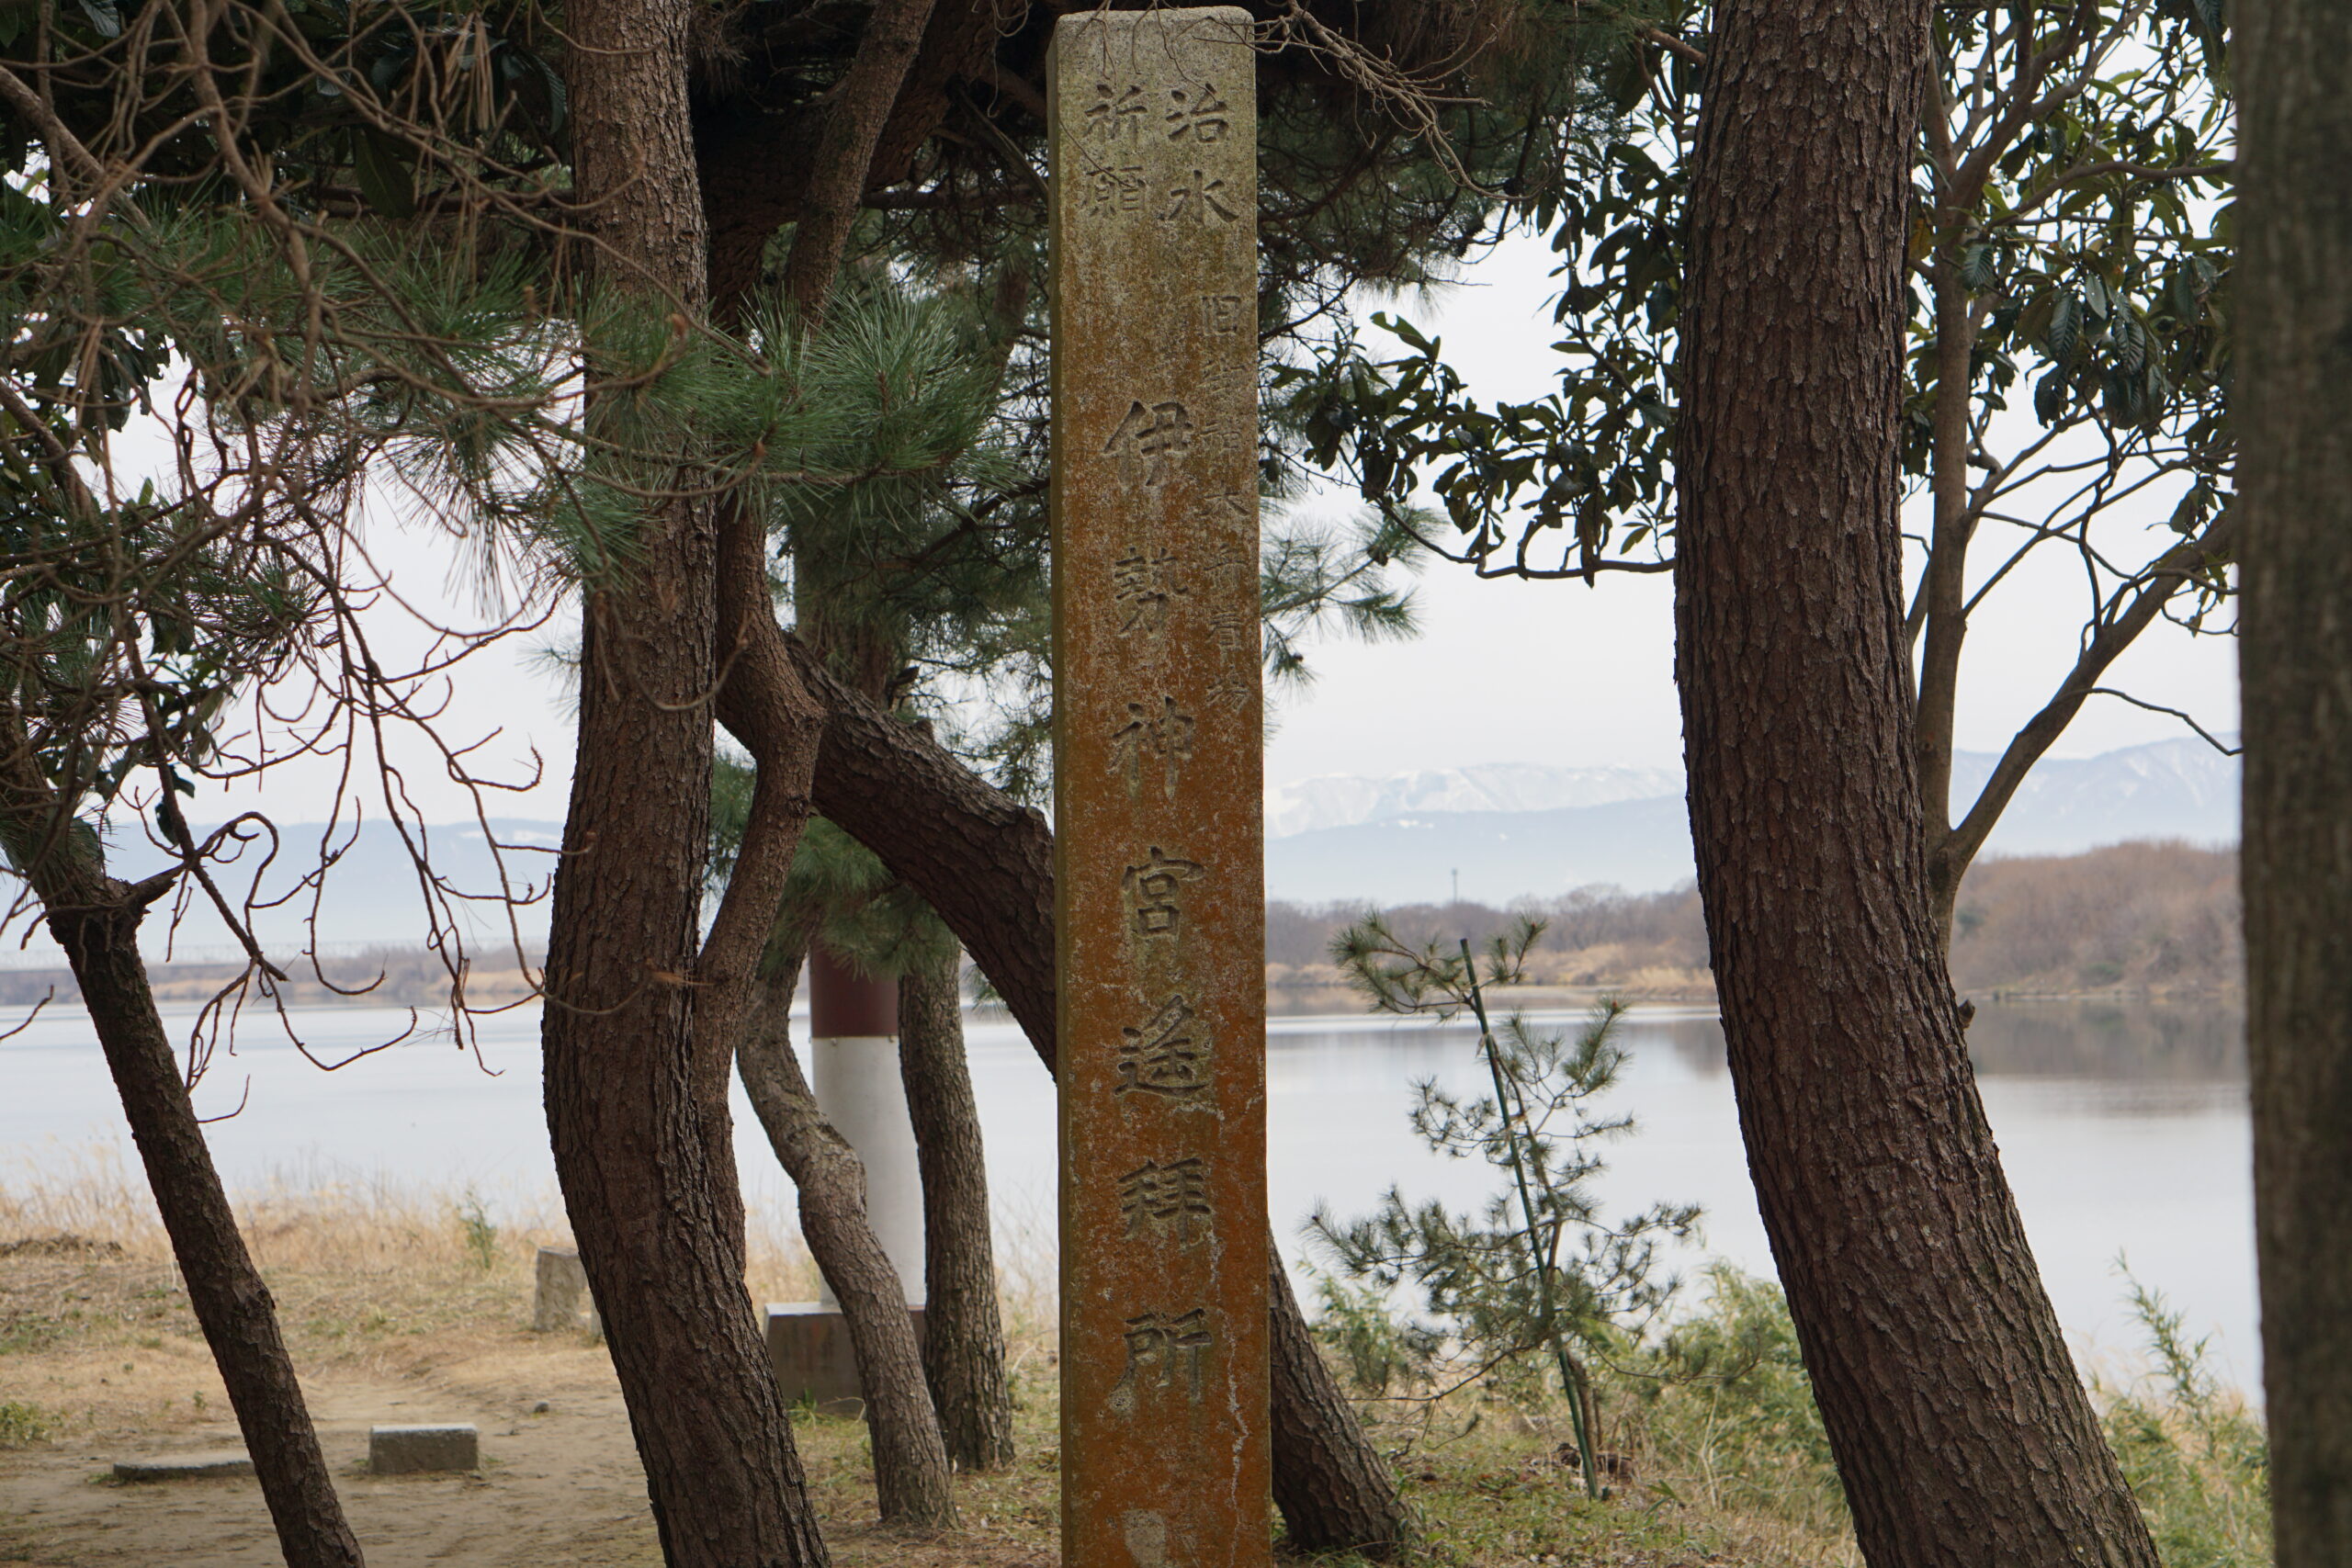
[1269,841,2241,999]
[0,842,2237,1010]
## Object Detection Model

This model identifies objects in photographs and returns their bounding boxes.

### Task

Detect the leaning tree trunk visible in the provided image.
[1266,1237,1416,1553]
[785,642,1418,1557]
[43,881,364,1568]
[1672,2,2164,1565]
[737,951,959,1527]
[896,946,1015,1472]
[545,0,827,1557]
[2237,4,2352,1562]
[545,550,829,1568]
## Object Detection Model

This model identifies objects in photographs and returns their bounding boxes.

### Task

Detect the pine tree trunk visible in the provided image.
[787,641,1418,1556]
[1673,2,2163,1564]
[1267,1237,1414,1554]
[548,0,829,1557]
[751,595,960,1523]
[2236,4,2352,1560]
[738,958,959,1527]
[548,594,829,1568]
[896,947,1014,1472]
[45,887,364,1568]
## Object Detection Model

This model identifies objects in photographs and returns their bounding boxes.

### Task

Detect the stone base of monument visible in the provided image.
[532,1245,600,1337]
[765,1303,926,1412]
[112,1452,254,1482]
[368,1424,480,1474]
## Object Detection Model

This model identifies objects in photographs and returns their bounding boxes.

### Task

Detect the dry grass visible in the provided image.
[1267,842,2245,1000]
[0,1143,819,1449]
[1,1157,1840,1568]
[0,1141,815,1297]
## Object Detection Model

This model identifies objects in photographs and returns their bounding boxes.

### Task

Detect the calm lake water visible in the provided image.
[0,995,2255,1388]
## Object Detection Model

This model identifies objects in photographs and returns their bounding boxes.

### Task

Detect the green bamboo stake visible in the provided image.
[1460,939,1602,1500]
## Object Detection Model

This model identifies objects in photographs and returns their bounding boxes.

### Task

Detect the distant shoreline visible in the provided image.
[0,968,2243,1020]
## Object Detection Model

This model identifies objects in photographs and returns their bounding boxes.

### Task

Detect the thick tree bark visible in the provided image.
[896,947,1015,1472]
[697,0,1003,314]
[776,0,940,318]
[1266,1239,1417,1554]
[1672,2,2163,1565]
[786,640,1417,1556]
[2236,5,2352,1562]
[713,595,958,1526]
[697,0,967,1525]
[795,638,1056,1049]
[735,949,960,1526]
[41,881,364,1568]
[548,0,828,1559]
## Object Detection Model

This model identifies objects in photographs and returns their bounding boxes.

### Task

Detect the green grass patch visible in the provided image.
[0,1401,56,1447]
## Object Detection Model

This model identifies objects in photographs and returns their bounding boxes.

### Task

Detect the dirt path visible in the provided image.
[2,1334,1060,1568]
[6,1339,673,1567]
[0,1236,1060,1568]
[0,1226,1815,1568]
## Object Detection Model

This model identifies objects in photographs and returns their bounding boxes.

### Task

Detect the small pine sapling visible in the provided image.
[1317,914,1701,1496]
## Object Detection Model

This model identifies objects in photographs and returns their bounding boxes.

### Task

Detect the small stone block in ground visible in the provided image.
[765,1302,927,1414]
[112,1452,254,1482]
[532,1244,599,1335]
[368,1424,479,1474]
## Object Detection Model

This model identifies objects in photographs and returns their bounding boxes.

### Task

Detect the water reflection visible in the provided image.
[1966,999,2244,1081]
[2,993,2257,1385]
[1257,994,2257,1382]
[1275,991,2249,1091]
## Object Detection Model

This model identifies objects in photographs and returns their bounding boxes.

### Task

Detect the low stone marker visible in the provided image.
[765,1302,928,1413]
[112,1451,253,1482]
[532,1245,599,1335]
[368,1424,479,1474]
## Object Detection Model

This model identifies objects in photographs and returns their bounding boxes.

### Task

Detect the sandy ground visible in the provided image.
[0,1242,1059,1568]
[1,1342,1063,1568]
[3,1362,1069,1568]
[8,1343,666,1566]
[0,1234,1813,1568]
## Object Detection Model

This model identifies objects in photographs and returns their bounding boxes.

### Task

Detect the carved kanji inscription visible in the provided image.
[1086,82,1149,140]
[1106,1309,1213,1415]
[1050,10,1266,1565]
[1109,698,1196,795]
[1115,994,1209,1100]
[1123,847,1204,936]
[1161,168,1239,224]
[1166,84,1231,142]
[1114,548,1188,637]
[1105,399,1194,486]
[1119,1156,1213,1245]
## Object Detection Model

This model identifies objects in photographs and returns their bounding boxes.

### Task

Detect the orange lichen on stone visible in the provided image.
[1047,9,1271,1567]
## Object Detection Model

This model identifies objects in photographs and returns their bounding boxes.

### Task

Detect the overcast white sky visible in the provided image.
[1261,234,2240,786]
[175,232,2238,830]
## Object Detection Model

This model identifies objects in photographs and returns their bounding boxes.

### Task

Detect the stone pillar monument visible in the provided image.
[1049,11,1269,1567]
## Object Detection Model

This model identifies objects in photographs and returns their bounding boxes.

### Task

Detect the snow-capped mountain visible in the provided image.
[1266,762,1682,839]
[0,739,2234,964]
[1960,737,2237,855]
[1263,737,2239,904]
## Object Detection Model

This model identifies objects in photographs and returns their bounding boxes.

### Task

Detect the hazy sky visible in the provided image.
[177,232,2239,831]
[1261,234,2240,786]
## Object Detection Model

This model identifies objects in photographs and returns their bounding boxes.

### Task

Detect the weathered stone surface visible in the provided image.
[1048,11,1270,1567]
[112,1451,254,1482]
[368,1424,479,1474]
[764,1301,930,1413]
[532,1245,599,1335]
